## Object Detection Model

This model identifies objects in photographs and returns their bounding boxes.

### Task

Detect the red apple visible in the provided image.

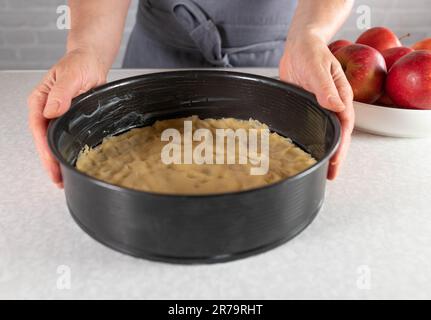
[328,40,352,54]
[335,44,387,104]
[356,27,401,53]
[412,38,431,51]
[382,47,414,70]
[386,50,431,110]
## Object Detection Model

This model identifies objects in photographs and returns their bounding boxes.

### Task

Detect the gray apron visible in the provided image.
[123,0,297,68]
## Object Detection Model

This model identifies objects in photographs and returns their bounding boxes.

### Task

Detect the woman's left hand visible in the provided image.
[279,32,355,180]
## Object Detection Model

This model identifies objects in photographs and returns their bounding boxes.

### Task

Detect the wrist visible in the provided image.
[66,42,111,75]
[67,32,115,71]
[286,25,329,47]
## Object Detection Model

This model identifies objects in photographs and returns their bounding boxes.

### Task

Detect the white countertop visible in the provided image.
[1,68,430,300]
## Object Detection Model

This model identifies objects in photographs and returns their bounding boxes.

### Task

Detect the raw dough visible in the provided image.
[76,116,316,195]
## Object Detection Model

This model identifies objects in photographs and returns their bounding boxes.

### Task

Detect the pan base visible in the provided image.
[67,200,323,264]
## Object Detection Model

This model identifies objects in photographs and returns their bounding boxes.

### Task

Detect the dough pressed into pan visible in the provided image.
[76,116,316,195]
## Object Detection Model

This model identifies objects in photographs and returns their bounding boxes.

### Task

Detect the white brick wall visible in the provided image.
[0,0,138,69]
[0,0,430,70]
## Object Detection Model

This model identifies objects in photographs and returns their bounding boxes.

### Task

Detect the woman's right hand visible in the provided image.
[28,48,109,188]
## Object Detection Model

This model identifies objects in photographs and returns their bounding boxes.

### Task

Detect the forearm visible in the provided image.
[67,0,131,70]
[287,0,354,43]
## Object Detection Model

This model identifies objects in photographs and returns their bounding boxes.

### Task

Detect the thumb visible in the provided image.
[43,72,82,119]
[307,64,346,113]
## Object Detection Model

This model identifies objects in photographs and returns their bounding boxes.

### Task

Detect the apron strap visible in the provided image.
[171,0,231,67]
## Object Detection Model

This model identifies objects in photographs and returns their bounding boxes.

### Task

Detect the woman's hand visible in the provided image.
[279,32,355,180]
[27,48,108,187]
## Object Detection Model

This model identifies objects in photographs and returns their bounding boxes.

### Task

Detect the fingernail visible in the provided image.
[43,100,60,118]
[328,95,345,111]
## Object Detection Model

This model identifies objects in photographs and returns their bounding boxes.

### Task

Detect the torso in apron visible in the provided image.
[123,0,298,68]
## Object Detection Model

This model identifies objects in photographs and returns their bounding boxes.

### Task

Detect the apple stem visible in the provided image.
[399,33,411,42]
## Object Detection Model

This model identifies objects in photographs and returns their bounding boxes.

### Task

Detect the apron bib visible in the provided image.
[123,0,297,68]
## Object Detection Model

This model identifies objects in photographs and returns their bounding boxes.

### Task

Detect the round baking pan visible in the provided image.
[48,70,341,264]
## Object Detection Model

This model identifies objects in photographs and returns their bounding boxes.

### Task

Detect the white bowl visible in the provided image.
[353,101,431,138]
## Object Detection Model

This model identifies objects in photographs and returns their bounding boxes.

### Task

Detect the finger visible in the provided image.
[306,61,346,113]
[43,69,82,119]
[332,61,354,111]
[327,130,351,180]
[28,86,63,185]
[326,60,355,180]
[332,61,355,139]
[327,100,355,180]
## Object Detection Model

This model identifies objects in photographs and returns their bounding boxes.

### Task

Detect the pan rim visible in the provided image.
[47,70,341,198]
